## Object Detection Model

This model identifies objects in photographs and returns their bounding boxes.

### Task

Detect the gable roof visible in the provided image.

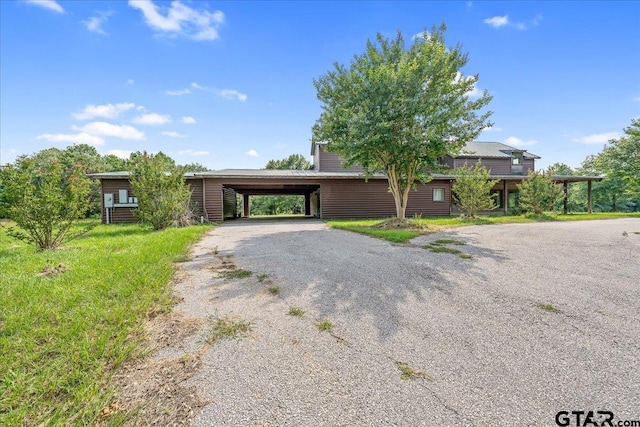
[456,141,540,160]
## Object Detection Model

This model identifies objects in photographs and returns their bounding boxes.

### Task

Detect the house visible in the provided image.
[90,141,601,224]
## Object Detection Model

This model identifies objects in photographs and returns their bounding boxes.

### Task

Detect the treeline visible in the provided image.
[0,145,208,218]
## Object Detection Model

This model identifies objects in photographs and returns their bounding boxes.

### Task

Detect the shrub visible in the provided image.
[0,157,91,250]
[129,152,193,230]
[452,160,499,218]
[517,171,564,214]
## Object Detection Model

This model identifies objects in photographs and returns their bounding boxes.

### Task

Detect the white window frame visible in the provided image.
[433,188,445,202]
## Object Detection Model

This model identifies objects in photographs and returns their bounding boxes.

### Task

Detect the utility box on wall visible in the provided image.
[118,189,128,204]
[104,193,114,208]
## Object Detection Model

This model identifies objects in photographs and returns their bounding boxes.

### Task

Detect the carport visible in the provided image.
[222,182,320,217]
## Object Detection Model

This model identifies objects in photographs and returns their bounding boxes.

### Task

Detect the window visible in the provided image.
[512,152,523,165]
[433,188,445,202]
[491,190,504,208]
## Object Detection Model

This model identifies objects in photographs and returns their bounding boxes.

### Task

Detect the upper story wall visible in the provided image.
[314,145,364,173]
[444,156,535,175]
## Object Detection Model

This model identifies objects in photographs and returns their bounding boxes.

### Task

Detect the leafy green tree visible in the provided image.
[129,152,192,230]
[312,24,492,219]
[1,156,90,250]
[546,163,575,176]
[517,171,564,215]
[181,162,210,172]
[452,161,499,218]
[596,118,640,199]
[265,154,311,170]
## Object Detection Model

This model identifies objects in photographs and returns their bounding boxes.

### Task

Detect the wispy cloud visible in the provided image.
[72,122,145,140]
[484,15,509,28]
[182,116,196,124]
[412,31,430,41]
[73,103,136,120]
[162,131,188,138]
[191,82,206,90]
[504,136,538,147]
[128,0,224,41]
[571,132,620,145]
[126,79,135,85]
[482,125,503,132]
[166,88,191,96]
[106,149,133,159]
[23,0,64,14]
[132,113,171,125]
[82,11,114,35]
[178,149,209,156]
[246,149,259,157]
[218,89,248,102]
[36,132,105,146]
[484,14,542,30]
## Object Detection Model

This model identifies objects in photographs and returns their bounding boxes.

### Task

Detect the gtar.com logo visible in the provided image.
[555,411,640,427]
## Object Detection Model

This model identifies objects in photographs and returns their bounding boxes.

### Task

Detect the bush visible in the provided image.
[517,171,564,214]
[129,152,193,230]
[452,161,499,218]
[0,157,91,250]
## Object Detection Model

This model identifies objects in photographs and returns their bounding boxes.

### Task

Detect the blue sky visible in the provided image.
[1,0,638,170]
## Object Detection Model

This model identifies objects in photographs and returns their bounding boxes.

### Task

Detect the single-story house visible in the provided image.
[90,141,602,224]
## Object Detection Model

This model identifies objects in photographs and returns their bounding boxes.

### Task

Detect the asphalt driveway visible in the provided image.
[170,218,640,426]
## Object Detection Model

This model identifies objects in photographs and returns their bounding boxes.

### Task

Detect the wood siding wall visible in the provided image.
[320,179,451,218]
[523,159,535,174]
[318,147,364,173]
[204,180,223,222]
[189,179,204,218]
[101,179,137,223]
[453,158,512,175]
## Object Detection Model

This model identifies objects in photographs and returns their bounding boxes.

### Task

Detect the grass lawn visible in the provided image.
[327,212,640,242]
[0,221,212,426]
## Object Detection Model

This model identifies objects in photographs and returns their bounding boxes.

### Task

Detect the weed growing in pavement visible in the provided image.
[268,286,280,295]
[257,273,268,282]
[536,302,560,313]
[423,239,471,259]
[395,361,431,381]
[316,320,333,333]
[288,306,305,317]
[219,269,252,279]
[207,317,253,343]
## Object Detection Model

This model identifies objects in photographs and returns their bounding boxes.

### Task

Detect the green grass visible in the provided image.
[267,286,280,295]
[219,269,253,279]
[423,238,471,259]
[327,212,640,242]
[0,221,212,426]
[207,316,253,343]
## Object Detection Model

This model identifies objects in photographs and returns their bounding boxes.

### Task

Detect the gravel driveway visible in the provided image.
[169,218,639,426]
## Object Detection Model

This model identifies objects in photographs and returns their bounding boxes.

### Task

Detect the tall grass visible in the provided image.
[0,222,212,425]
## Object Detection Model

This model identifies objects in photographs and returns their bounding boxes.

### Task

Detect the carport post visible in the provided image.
[503,180,508,213]
[243,194,250,217]
[587,180,592,214]
[563,181,568,214]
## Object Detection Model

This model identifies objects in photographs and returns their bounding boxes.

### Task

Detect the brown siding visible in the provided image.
[453,157,512,175]
[320,179,450,218]
[101,179,138,223]
[203,179,223,222]
[189,178,204,218]
[523,159,535,174]
[318,147,364,173]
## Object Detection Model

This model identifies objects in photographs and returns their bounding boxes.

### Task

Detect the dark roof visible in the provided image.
[456,141,540,159]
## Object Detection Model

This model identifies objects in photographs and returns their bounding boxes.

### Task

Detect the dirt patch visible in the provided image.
[36,263,67,277]
[99,312,209,426]
[373,218,429,231]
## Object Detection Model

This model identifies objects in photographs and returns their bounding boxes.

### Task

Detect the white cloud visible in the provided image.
[191,82,206,90]
[182,116,196,124]
[73,122,145,140]
[482,125,503,132]
[82,11,114,35]
[23,0,64,13]
[106,149,133,159]
[484,15,509,28]
[412,31,430,41]
[36,132,105,146]
[504,136,538,147]
[178,149,209,156]
[571,132,620,145]
[634,96,640,102]
[166,88,191,96]
[73,103,136,120]
[218,89,248,102]
[128,0,225,41]
[132,113,171,125]
[162,131,188,138]
[126,79,135,85]
[246,149,258,157]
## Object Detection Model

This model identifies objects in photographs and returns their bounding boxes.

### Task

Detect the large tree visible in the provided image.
[265,154,311,170]
[597,118,640,199]
[312,25,492,219]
